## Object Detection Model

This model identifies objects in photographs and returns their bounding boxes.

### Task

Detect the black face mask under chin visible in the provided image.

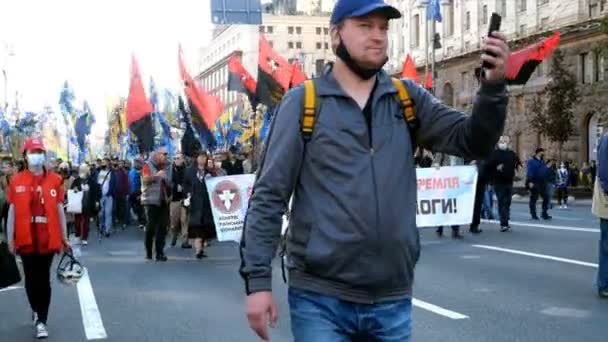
[336,39,387,80]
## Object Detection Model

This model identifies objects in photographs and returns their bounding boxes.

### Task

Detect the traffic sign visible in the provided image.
[211,0,262,25]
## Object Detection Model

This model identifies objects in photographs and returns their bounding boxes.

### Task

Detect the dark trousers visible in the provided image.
[557,187,569,205]
[129,194,145,225]
[494,183,513,227]
[75,214,90,241]
[145,203,169,257]
[471,179,487,228]
[529,183,549,218]
[21,254,54,324]
[114,195,129,226]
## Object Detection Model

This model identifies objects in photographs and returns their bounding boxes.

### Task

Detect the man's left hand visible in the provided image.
[481,32,510,83]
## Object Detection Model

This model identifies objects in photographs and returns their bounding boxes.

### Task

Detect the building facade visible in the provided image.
[387,0,608,164]
[196,13,334,109]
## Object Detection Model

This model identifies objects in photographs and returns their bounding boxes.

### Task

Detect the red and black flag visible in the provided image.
[228,54,257,97]
[505,32,560,85]
[256,34,293,107]
[179,45,224,130]
[178,96,202,157]
[126,54,154,153]
[290,61,307,88]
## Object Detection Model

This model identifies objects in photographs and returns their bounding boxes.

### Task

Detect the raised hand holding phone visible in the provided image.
[481,13,509,82]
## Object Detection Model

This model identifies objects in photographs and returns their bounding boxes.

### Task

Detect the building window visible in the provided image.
[288,42,294,49]
[324,27,329,35]
[590,2,600,17]
[482,5,488,24]
[316,42,322,49]
[519,24,526,36]
[288,26,294,34]
[465,11,471,31]
[461,71,469,92]
[412,14,420,47]
[540,17,549,29]
[602,0,607,12]
[520,0,527,12]
[580,53,589,84]
[594,52,602,82]
[498,0,507,18]
[446,1,455,36]
[324,42,329,49]
[296,27,302,34]
[316,27,322,35]
[315,59,325,76]
[267,26,274,34]
[296,42,302,49]
[259,25,265,33]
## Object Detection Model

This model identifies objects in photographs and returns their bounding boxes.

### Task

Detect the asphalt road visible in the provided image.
[1,202,607,342]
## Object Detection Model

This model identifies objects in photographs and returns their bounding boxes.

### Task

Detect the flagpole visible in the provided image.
[431,19,436,95]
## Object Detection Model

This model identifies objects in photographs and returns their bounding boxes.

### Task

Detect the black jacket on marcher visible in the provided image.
[70,176,101,216]
[487,148,521,184]
[184,167,214,229]
[171,165,187,201]
[221,159,244,175]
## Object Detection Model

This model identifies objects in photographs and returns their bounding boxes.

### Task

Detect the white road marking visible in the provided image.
[472,244,598,268]
[412,298,469,320]
[77,268,107,340]
[511,212,582,222]
[0,286,22,293]
[481,219,599,233]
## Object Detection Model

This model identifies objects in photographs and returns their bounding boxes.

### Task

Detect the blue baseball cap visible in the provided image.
[330,0,402,25]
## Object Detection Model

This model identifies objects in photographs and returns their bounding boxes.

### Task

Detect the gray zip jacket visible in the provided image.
[240,70,508,303]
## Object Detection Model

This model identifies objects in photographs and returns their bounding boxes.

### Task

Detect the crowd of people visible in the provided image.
[0,139,253,338]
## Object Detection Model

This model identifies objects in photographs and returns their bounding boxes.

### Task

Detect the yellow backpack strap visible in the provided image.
[391,77,417,128]
[301,80,317,141]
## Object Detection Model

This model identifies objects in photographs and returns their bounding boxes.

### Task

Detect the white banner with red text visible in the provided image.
[415,166,478,227]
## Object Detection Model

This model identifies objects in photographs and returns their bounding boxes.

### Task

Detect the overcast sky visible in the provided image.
[0,0,214,140]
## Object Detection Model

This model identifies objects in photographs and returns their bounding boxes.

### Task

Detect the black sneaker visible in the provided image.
[599,289,608,298]
[500,226,511,232]
[196,251,207,259]
[181,242,193,249]
[156,254,168,262]
[542,215,552,220]
[145,254,152,261]
[171,237,177,247]
[452,230,464,240]
[469,226,482,234]
[531,215,540,220]
[436,227,443,237]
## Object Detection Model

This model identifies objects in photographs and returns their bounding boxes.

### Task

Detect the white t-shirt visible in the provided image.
[97,169,111,196]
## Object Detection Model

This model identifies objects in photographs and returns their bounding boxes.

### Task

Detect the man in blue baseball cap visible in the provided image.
[242,0,510,340]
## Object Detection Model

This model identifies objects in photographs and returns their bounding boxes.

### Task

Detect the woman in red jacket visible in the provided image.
[7,138,70,339]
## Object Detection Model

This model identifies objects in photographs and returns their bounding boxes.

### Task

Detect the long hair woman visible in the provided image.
[6,138,71,339]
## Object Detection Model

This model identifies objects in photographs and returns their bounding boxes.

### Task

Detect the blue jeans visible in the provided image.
[482,186,494,219]
[598,219,608,291]
[99,196,113,234]
[288,288,412,342]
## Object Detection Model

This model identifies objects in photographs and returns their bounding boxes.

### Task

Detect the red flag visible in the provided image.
[425,71,433,90]
[401,54,420,84]
[126,54,154,152]
[179,45,224,129]
[505,32,560,84]
[256,35,293,106]
[126,55,153,127]
[290,62,307,88]
[228,54,257,94]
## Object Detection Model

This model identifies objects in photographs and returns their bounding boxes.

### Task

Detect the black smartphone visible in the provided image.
[482,13,502,70]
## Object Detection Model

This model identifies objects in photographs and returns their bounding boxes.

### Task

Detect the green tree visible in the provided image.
[531,49,580,159]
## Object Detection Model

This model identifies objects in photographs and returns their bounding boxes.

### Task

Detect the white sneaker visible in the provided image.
[82,240,88,246]
[35,322,48,339]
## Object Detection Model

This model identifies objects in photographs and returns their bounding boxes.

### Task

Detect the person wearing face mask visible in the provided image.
[70,164,101,245]
[96,157,117,238]
[487,136,521,231]
[556,162,570,209]
[6,138,71,339]
[240,0,510,340]
[527,148,552,221]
